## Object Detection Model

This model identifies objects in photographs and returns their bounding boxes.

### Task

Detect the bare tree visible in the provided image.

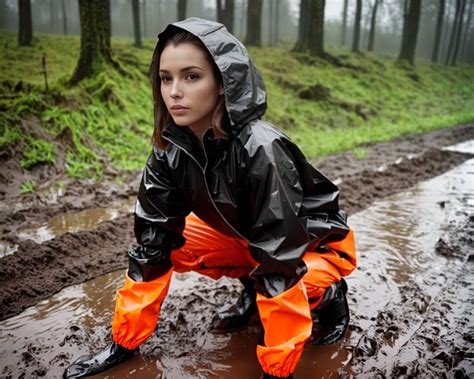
[341,0,348,46]
[292,0,325,57]
[143,0,147,38]
[432,0,445,62]
[61,0,68,35]
[398,0,422,65]
[216,0,234,33]
[18,0,32,46]
[352,0,362,53]
[244,0,262,46]
[460,0,473,60]
[368,0,381,52]
[178,0,186,21]
[132,0,142,47]
[70,0,121,84]
[451,0,467,65]
[445,0,462,64]
[293,0,309,52]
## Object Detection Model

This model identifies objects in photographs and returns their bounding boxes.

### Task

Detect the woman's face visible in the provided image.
[159,42,224,138]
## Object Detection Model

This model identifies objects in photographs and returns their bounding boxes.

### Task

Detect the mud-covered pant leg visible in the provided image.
[111,213,254,350]
[256,228,356,377]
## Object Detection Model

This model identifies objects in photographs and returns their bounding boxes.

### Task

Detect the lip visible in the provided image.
[170,105,189,115]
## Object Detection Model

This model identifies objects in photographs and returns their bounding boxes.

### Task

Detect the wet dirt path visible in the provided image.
[1,142,472,378]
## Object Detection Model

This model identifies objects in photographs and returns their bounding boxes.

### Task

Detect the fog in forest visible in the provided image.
[1,0,473,64]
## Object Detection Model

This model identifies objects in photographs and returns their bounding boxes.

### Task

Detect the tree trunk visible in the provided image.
[244,0,262,46]
[309,0,325,57]
[398,0,422,65]
[70,0,118,84]
[274,0,279,46]
[216,0,234,33]
[293,0,309,51]
[143,0,147,39]
[451,0,467,65]
[132,0,142,47]
[269,0,273,46]
[368,0,380,52]
[445,0,461,64]
[341,0,348,46]
[460,0,473,60]
[431,0,445,62]
[352,0,362,53]
[178,0,186,21]
[61,0,68,35]
[18,0,33,46]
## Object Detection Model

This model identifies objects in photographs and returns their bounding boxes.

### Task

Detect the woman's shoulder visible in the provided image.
[235,119,293,151]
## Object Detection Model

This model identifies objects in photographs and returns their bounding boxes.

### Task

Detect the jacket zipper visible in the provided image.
[162,135,248,242]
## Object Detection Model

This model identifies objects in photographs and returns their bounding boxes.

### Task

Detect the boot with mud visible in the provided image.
[212,276,257,330]
[308,278,350,345]
[63,341,137,378]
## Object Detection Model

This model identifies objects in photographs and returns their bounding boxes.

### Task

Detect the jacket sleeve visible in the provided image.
[130,147,191,282]
[247,137,350,377]
[247,137,348,298]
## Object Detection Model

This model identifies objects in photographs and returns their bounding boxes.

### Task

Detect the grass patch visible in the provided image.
[1,31,473,182]
[20,180,37,194]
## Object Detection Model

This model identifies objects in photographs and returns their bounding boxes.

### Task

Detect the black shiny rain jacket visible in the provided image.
[130,18,350,298]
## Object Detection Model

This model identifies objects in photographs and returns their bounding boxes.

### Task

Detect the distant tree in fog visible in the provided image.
[132,0,142,47]
[460,0,473,60]
[61,0,68,35]
[244,0,262,46]
[217,0,234,33]
[352,0,362,52]
[398,0,422,65]
[71,0,121,83]
[446,0,467,65]
[432,0,445,62]
[293,0,325,57]
[368,0,381,52]
[18,0,33,46]
[340,0,348,46]
[178,0,187,21]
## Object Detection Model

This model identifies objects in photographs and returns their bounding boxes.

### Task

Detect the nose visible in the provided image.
[170,80,183,99]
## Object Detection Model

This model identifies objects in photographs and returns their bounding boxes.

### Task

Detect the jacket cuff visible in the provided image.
[127,245,172,282]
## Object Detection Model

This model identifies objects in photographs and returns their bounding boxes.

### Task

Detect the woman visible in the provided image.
[65,17,356,379]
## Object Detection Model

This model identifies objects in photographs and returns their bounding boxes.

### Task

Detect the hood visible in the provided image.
[150,17,267,132]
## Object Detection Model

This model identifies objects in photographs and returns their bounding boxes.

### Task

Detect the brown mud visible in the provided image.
[0,124,473,378]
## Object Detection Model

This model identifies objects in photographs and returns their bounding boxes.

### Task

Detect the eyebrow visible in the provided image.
[159,66,204,73]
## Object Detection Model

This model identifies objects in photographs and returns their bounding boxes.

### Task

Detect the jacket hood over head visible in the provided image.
[149,17,267,133]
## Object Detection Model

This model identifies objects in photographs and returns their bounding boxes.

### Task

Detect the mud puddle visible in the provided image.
[1,149,473,377]
[14,196,135,244]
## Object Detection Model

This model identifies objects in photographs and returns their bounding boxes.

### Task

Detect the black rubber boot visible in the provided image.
[308,278,350,345]
[63,342,137,378]
[212,276,257,330]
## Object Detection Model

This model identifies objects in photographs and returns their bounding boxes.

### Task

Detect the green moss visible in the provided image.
[1,30,473,182]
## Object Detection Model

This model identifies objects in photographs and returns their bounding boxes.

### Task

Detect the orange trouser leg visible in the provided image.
[256,228,357,377]
[112,269,173,349]
[171,213,257,279]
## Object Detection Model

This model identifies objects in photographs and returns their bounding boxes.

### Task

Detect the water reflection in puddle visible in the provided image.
[1,157,473,377]
[16,196,135,243]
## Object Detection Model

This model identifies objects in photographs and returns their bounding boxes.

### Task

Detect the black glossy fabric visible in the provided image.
[132,17,350,297]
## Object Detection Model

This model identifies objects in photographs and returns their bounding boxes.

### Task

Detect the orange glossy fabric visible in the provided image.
[112,269,173,349]
[111,213,356,375]
[256,280,313,377]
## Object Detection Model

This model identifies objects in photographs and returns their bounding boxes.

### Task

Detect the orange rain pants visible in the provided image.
[112,213,356,377]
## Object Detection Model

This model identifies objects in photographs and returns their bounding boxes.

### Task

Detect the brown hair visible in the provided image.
[150,29,228,150]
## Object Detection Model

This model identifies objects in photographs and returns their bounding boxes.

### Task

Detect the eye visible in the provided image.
[186,73,200,81]
[160,76,171,83]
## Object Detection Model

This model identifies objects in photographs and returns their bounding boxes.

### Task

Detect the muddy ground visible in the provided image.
[1,123,473,378]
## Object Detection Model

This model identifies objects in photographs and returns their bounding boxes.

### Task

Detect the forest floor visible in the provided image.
[0,123,473,378]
